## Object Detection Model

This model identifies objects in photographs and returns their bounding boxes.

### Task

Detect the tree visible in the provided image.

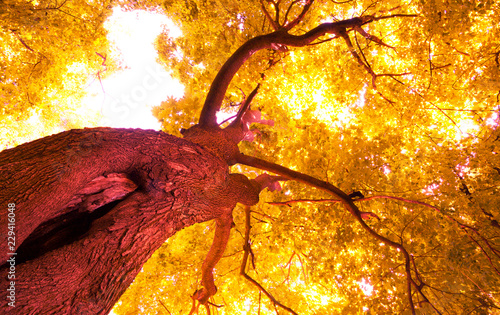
[2,0,500,314]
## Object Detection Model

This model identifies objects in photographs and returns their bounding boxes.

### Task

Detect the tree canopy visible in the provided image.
[2,0,500,314]
[0,0,116,147]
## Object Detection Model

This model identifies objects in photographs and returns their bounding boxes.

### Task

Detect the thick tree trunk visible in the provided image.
[0,128,237,314]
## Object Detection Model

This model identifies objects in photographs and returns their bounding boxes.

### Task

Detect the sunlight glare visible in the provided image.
[84,7,183,130]
[421,181,441,195]
[486,106,499,127]
[454,118,480,141]
[382,165,391,175]
[357,278,374,296]
[312,85,366,128]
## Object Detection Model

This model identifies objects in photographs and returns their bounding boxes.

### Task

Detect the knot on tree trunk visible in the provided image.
[227,173,261,206]
[181,124,243,164]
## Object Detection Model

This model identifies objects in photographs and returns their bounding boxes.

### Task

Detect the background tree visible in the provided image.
[1,0,500,314]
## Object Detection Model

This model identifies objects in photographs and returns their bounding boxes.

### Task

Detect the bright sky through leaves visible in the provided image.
[83,7,183,130]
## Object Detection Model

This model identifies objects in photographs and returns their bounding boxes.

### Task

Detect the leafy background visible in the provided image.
[2,0,499,313]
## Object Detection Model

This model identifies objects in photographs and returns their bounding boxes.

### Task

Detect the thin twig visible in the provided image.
[260,0,280,30]
[240,206,298,314]
[284,0,314,31]
[158,299,172,314]
[12,33,34,52]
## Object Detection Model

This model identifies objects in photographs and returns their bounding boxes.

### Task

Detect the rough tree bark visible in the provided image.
[0,127,258,314]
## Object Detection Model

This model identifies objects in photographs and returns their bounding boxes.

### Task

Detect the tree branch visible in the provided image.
[283,0,314,31]
[340,30,377,87]
[260,0,280,31]
[228,84,261,128]
[11,31,35,52]
[271,194,500,281]
[190,212,234,312]
[235,154,440,314]
[240,206,298,314]
[198,15,408,127]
